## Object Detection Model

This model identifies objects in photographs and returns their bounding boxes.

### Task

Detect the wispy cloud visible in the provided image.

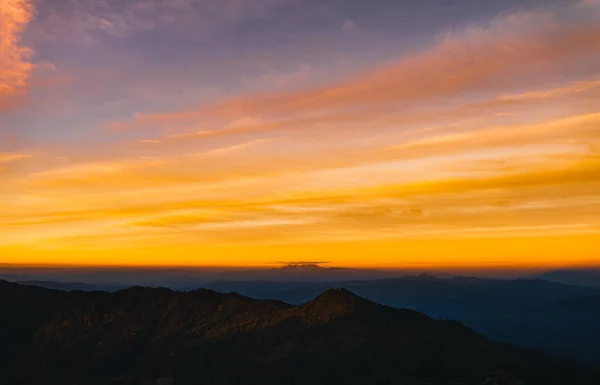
[216,9,598,116]
[110,5,600,139]
[0,151,30,172]
[31,0,291,45]
[341,19,357,33]
[0,152,29,163]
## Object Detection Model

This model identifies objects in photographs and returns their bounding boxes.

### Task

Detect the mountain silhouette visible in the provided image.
[0,280,596,385]
[533,269,600,287]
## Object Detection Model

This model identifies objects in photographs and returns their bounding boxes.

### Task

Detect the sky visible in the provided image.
[1,0,599,269]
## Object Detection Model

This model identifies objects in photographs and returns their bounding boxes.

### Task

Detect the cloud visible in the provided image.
[26,105,599,205]
[23,137,283,192]
[115,5,600,137]
[243,10,598,114]
[341,19,357,32]
[0,0,34,109]
[496,78,600,102]
[31,0,291,45]
[383,112,600,161]
[0,152,29,163]
[110,80,599,183]
[197,138,280,157]
[253,64,313,88]
[5,154,599,245]
[0,152,30,171]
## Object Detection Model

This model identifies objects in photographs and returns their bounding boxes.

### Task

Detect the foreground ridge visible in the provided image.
[0,280,596,385]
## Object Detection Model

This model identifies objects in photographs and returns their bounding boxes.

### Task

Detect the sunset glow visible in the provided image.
[1,0,599,269]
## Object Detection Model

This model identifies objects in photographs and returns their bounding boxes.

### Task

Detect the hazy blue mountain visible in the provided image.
[15,280,108,292]
[533,269,600,287]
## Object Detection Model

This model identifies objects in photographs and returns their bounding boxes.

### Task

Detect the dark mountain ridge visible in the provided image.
[7,276,600,364]
[0,280,597,385]
[197,276,600,364]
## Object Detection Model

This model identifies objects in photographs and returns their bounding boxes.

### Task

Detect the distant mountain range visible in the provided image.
[0,264,425,288]
[532,269,600,287]
[2,265,598,288]
[1,280,597,385]
[14,280,103,292]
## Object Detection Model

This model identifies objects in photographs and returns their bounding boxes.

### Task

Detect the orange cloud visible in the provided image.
[581,0,599,6]
[3,148,599,268]
[498,79,600,102]
[0,151,30,172]
[383,112,600,161]
[0,152,29,163]
[125,76,600,152]
[0,0,34,109]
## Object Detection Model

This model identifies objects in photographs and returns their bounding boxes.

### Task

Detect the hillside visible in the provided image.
[0,281,596,385]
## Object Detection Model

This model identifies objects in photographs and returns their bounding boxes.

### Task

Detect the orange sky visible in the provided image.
[1,0,599,268]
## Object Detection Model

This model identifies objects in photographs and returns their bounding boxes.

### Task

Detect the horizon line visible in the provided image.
[1,262,598,271]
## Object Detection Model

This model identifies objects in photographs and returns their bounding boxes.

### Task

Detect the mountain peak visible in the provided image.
[313,288,363,303]
[289,288,372,324]
[304,288,370,312]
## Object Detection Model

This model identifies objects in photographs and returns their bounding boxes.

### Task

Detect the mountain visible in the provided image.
[200,276,600,304]
[15,280,105,292]
[11,275,600,365]
[199,276,600,364]
[558,295,600,313]
[0,264,454,288]
[533,269,600,287]
[0,281,597,385]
